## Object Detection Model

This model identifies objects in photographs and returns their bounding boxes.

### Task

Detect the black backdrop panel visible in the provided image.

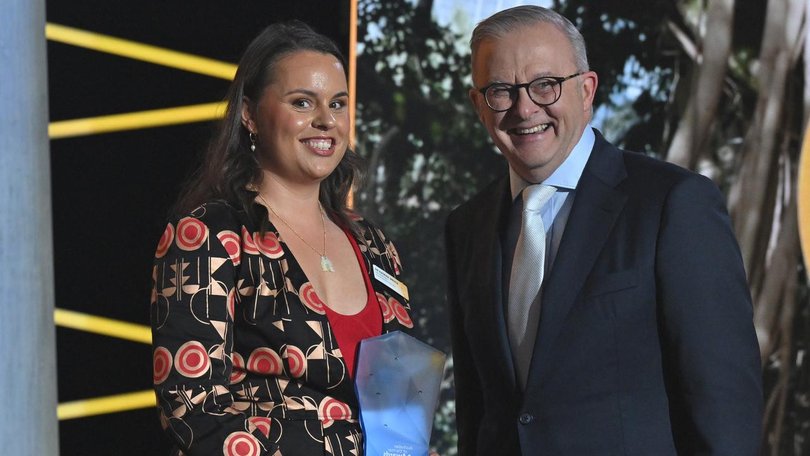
[47,2,350,454]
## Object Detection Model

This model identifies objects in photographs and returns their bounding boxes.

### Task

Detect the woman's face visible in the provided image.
[242,50,349,187]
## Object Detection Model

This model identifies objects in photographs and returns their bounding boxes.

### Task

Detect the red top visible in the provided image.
[323,230,382,378]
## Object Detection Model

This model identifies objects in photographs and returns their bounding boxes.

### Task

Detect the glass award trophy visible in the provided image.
[355,331,446,456]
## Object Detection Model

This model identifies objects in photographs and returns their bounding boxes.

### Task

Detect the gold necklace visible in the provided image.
[257,194,335,272]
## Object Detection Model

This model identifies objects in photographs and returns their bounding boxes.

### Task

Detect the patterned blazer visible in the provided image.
[150,201,414,456]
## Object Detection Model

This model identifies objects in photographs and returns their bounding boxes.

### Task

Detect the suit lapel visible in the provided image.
[527,132,628,387]
[466,177,518,389]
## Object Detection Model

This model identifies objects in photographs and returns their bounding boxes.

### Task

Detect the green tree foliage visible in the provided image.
[555,0,683,154]
[355,2,503,451]
[355,0,502,351]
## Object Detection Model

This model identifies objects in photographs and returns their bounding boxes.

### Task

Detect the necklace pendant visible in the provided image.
[320,255,335,272]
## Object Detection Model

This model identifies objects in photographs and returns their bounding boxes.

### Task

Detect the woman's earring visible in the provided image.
[249,132,257,152]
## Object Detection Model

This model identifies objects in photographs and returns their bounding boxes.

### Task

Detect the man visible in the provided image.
[445,6,763,455]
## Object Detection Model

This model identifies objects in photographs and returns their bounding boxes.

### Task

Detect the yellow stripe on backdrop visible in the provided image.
[58,390,156,420]
[46,23,237,80]
[54,308,152,344]
[54,309,155,419]
[49,102,227,139]
[46,23,234,138]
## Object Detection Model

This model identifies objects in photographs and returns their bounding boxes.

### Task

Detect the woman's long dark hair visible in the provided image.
[172,21,365,233]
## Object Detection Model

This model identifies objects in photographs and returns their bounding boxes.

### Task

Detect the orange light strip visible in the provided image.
[348,0,359,208]
[799,120,810,281]
[349,0,358,148]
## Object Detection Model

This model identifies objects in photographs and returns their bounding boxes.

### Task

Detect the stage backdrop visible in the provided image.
[47,2,350,454]
[48,1,810,455]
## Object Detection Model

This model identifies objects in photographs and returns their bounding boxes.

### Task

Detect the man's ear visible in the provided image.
[468,88,485,124]
[580,71,599,114]
[240,96,255,133]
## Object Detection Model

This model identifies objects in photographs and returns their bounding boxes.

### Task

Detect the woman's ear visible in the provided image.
[240,96,255,133]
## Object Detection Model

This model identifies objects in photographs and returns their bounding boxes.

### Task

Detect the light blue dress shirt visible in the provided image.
[507,126,595,274]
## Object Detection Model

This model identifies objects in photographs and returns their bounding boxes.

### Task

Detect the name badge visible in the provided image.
[372,264,409,301]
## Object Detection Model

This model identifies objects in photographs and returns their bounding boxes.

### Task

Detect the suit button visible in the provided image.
[519,413,534,425]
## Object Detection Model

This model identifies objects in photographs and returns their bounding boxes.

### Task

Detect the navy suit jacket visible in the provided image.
[445,130,763,455]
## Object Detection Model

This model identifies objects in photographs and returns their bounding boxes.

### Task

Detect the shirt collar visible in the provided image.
[509,126,595,201]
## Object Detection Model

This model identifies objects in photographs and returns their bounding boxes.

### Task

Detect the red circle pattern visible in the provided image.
[247,347,283,376]
[155,223,174,258]
[230,352,247,384]
[318,397,352,428]
[242,226,259,255]
[377,293,394,323]
[153,346,172,384]
[217,230,241,266]
[299,283,326,314]
[284,345,307,378]
[174,341,211,378]
[223,431,262,456]
[176,217,209,251]
[248,416,272,438]
[254,231,284,259]
[390,298,413,328]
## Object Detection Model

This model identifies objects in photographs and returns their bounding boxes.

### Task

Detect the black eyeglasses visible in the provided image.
[477,72,584,112]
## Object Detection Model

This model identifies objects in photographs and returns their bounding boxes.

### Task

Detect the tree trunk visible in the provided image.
[728,0,803,275]
[667,0,734,170]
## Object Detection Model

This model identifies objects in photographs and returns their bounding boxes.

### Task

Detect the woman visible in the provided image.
[150,21,413,456]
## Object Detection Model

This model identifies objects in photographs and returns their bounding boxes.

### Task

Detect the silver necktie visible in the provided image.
[508,184,556,388]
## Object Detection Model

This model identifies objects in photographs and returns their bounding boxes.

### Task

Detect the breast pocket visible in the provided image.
[585,269,638,298]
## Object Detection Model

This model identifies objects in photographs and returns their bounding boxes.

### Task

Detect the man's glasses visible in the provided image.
[477,72,584,112]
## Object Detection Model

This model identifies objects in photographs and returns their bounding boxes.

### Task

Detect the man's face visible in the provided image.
[470,23,597,183]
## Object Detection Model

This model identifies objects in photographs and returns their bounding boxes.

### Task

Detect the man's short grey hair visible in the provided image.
[470,5,589,73]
